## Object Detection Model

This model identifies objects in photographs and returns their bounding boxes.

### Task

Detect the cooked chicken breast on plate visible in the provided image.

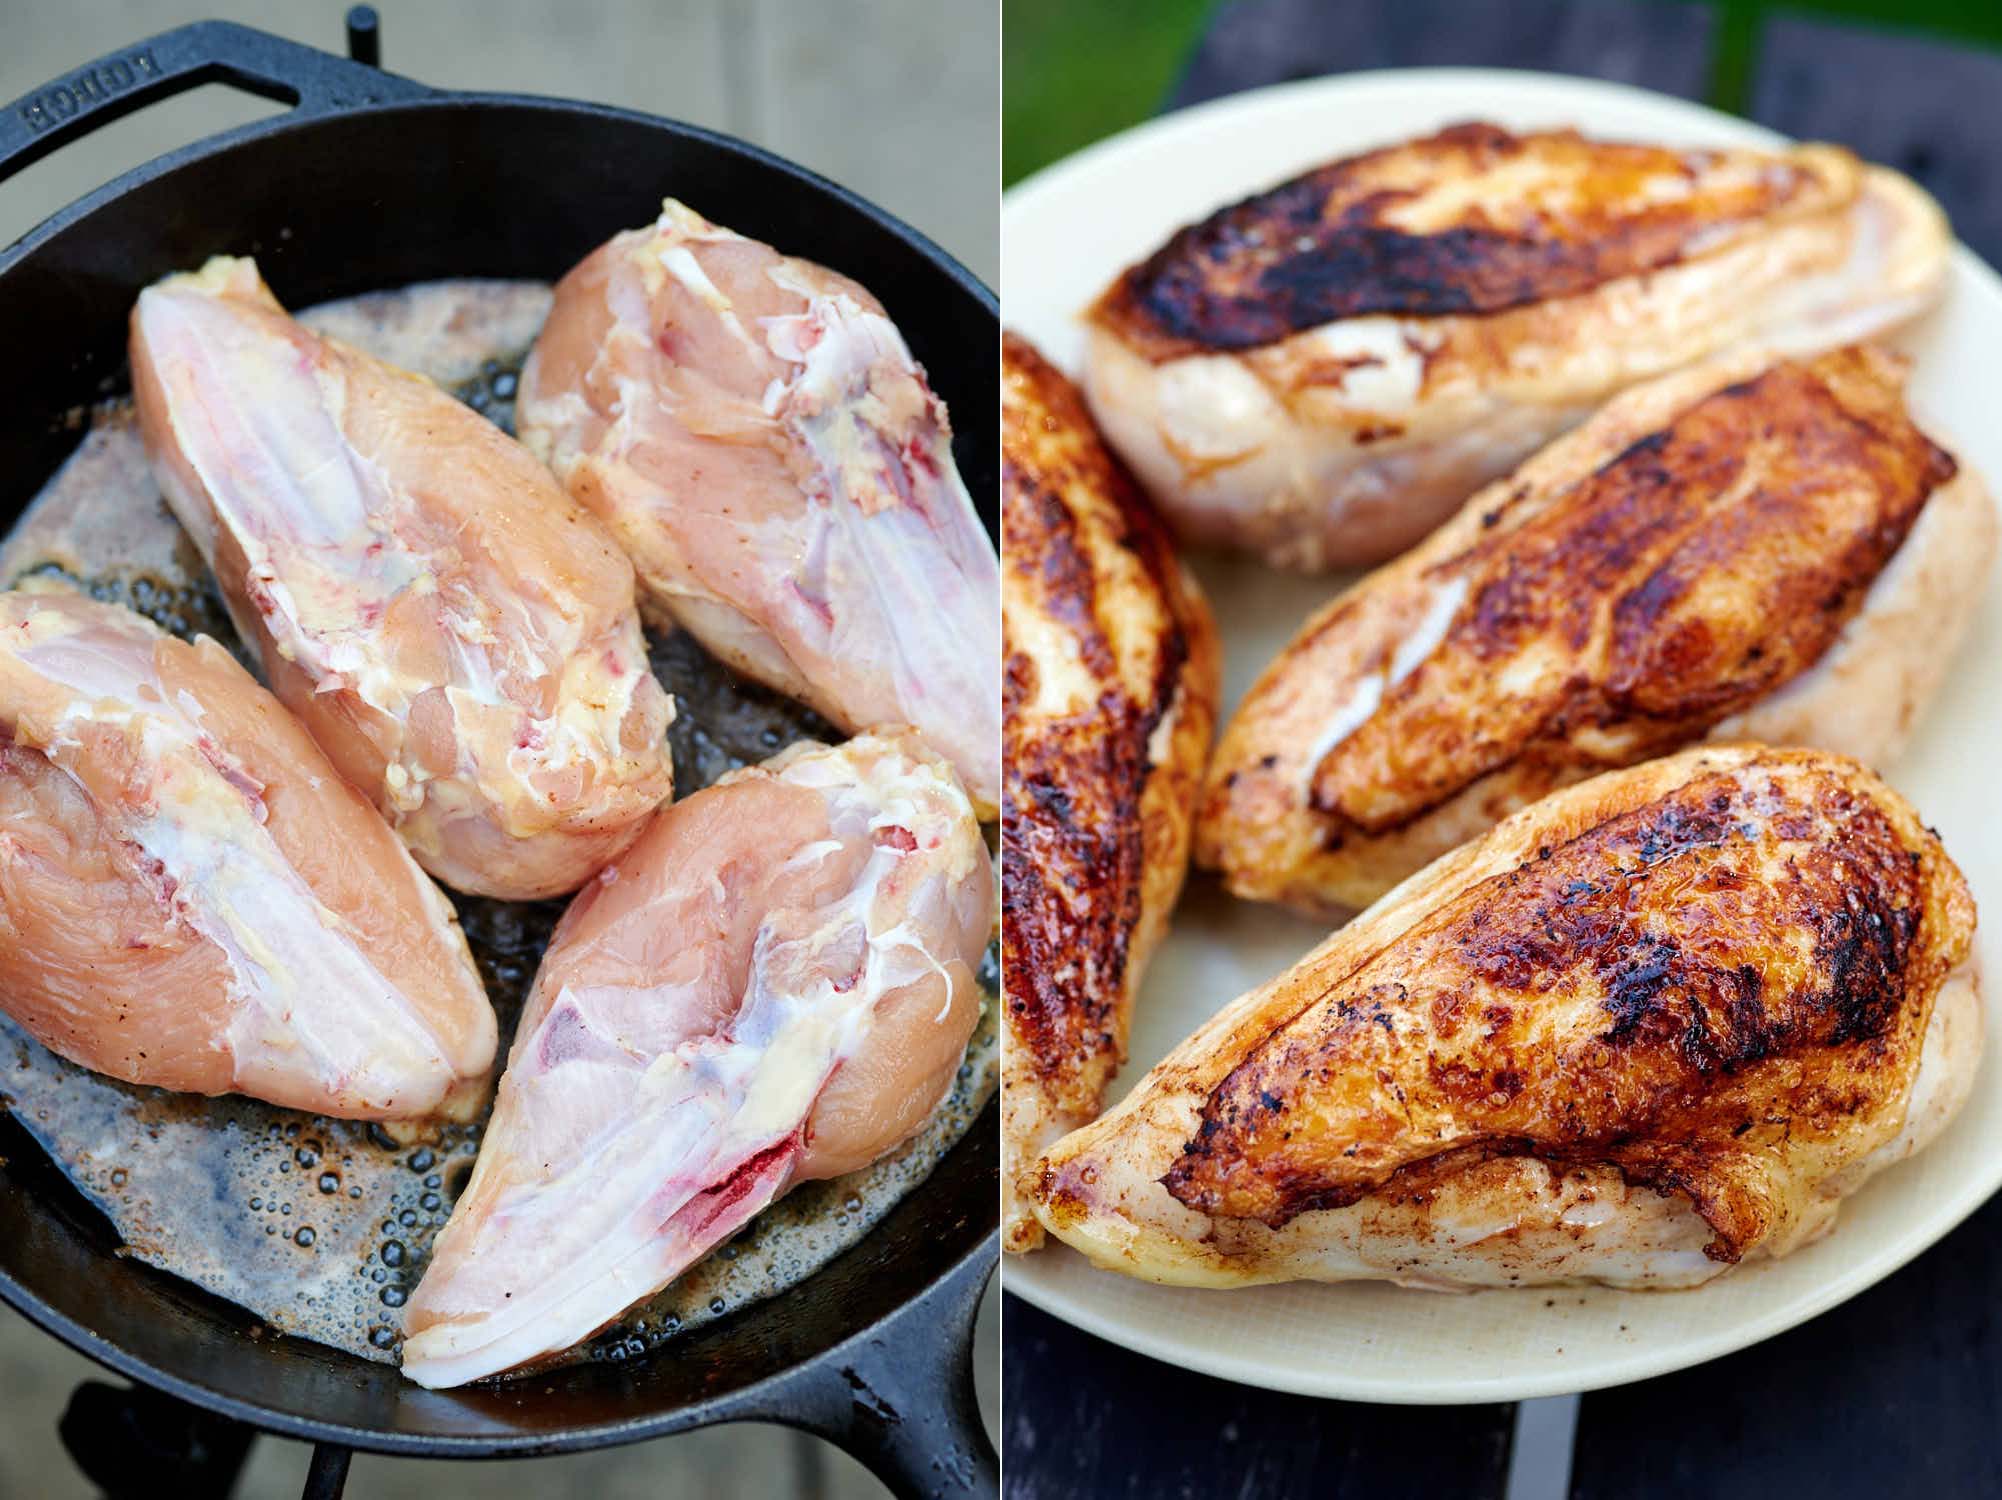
[1084,123,1950,570]
[517,200,1001,816]
[129,257,675,901]
[1001,333,1221,1252]
[0,588,495,1119]
[1201,343,1995,917]
[1035,745,1980,1291]
[401,730,989,1388]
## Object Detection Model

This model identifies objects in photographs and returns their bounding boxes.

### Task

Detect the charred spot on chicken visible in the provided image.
[1000,333,1220,1252]
[1095,123,1852,358]
[1034,747,1978,1291]
[1165,756,1965,1262]
[1081,120,1951,570]
[1003,484,1182,1078]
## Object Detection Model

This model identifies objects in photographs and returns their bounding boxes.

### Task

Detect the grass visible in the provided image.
[1002,0,1216,184]
[1003,0,2002,185]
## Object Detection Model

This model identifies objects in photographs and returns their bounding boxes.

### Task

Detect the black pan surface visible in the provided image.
[0,20,997,1497]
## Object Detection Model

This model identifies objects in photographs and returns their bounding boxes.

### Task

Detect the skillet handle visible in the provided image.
[765,1243,998,1499]
[0,18,432,189]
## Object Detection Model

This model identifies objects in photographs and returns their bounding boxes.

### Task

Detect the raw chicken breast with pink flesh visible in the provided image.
[399,730,990,1387]
[129,257,674,900]
[516,201,1000,816]
[0,588,495,1118]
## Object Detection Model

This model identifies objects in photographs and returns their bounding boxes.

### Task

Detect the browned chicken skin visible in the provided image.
[1001,333,1221,1252]
[1083,123,1949,569]
[1096,122,1854,358]
[1037,746,1981,1288]
[1174,752,1962,1251]
[1200,344,1996,915]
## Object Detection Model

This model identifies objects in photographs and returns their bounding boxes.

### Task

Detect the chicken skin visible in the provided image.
[1036,745,1980,1291]
[400,731,990,1387]
[1001,334,1220,1252]
[516,200,1000,815]
[129,257,674,901]
[0,588,495,1118]
[1201,344,1995,916]
[1085,123,1950,570]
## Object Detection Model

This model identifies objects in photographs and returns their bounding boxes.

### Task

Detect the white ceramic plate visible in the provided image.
[1001,68,2002,1404]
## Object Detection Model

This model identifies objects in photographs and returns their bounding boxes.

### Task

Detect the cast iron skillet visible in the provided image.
[0,16,997,1499]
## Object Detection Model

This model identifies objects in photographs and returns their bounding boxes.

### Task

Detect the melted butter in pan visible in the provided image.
[0,278,997,1372]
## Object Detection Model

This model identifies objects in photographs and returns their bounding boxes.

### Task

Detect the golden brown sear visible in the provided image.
[1001,332,1220,1251]
[1317,345,1949,828]
[1093,122,1857,360]
[1165,748,1974,1263]
[1198,343,1984,914]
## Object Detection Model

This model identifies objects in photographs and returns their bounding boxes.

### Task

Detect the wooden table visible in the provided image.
[1003,5,2002,1495]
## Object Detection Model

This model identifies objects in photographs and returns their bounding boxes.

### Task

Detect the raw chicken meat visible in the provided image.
[400,730,990,1387]
[1200,344,1996,916]
[1035,745,1980,1290]
[1085,122,1950,569]
[1000,333,1219,1252]
[0,588,495,1118]
[516,200,1000,816]
[129,257,674,901]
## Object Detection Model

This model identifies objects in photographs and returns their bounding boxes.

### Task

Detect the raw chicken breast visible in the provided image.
[1000,333,1219,1252]
[1200,344,1995,916]
[0,588,495,1118]
[516,200,1000,816]
[129,257,674,900]
[1085,123,1950,569]
[1036,745,1980,1291]
[400,730,990,1387]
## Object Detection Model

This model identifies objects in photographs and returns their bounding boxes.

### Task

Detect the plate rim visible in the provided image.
[1001,63,2002,1405]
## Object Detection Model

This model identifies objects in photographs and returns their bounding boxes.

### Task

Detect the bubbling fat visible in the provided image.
[0,278,995,1370]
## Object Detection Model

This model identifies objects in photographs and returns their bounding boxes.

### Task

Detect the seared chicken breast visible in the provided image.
[1201,344,1995,916]
[129,257,675,901]
[0,588,495,1118]
[1085,123,1950,570]
[517,200,1001,815]
[1001,334,1221,1252]
[401,731,989,1388]
[1036,745,1980,1291]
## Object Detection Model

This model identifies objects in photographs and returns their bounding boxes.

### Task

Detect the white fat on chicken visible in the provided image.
[516,200,1000,815]
[129,257,674,900]
[1299,575,1467,793]
[0,588,495,1117]
[399,730,990,1388]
